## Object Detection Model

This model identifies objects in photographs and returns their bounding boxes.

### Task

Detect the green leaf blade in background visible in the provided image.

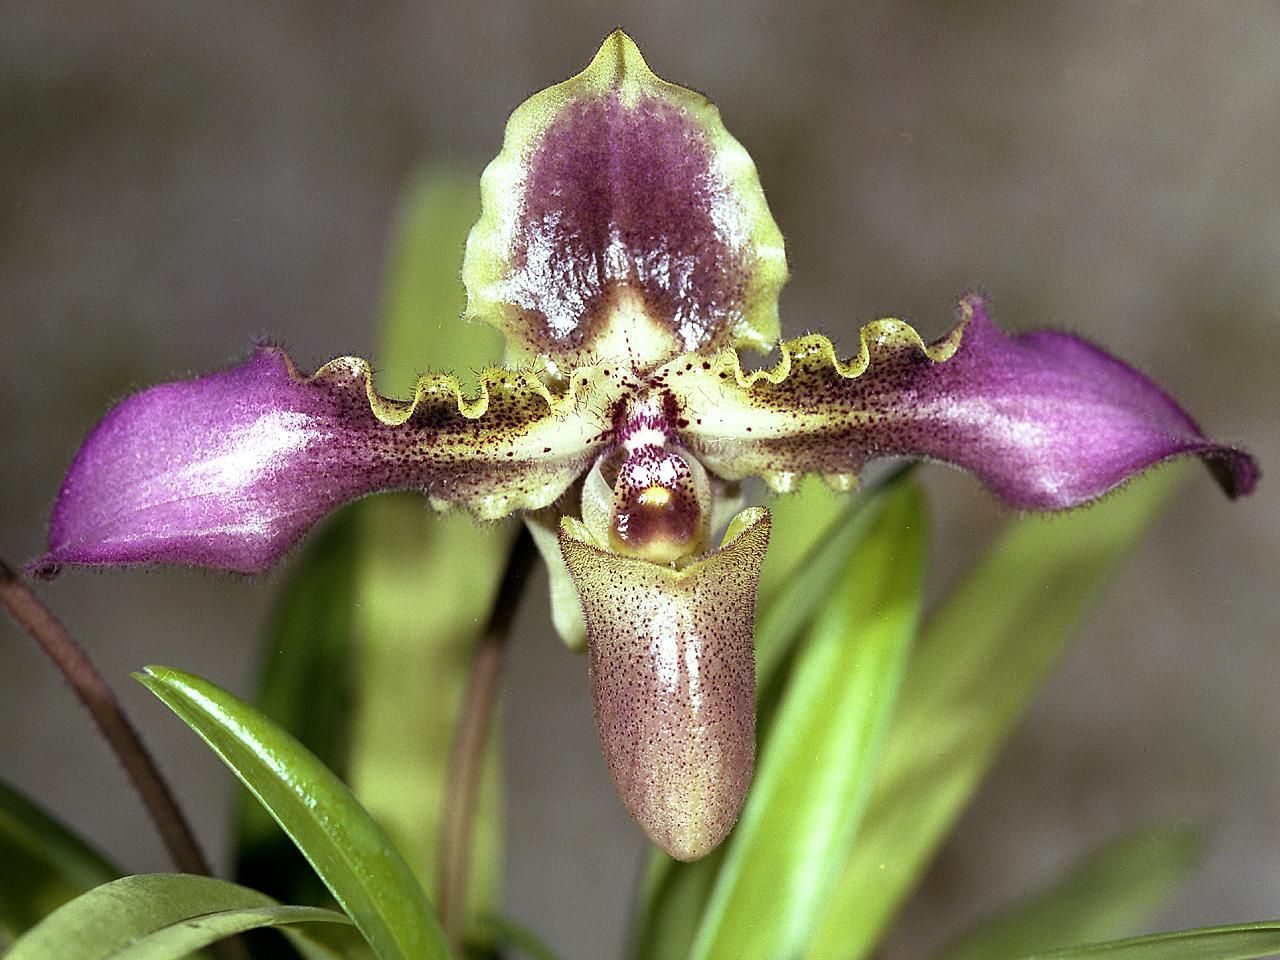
[754,466,914,688]
[632,470,914,960]
[240,166,511,934]
[0,777,118,947]
[934,821,1204,960]
[379,167,504,392]
[755,477,859,606]
[687,480,927,960]
[3,873,350,960]
[348,165,512,930]
[137,666,451,960]
[806,463,1190,960]
[631,853,722,960]
[350,503,512,911]
[1024,921,1280,960]
[236,507,361,904]
[473,913,564,960]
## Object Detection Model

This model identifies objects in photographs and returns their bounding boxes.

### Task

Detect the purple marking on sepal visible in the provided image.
[507,94,749,355]
[683,295,1258,509]
[30,346,594,577]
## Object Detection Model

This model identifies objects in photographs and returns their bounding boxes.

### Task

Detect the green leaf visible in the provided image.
[755,477,855,605]
[630,851,723,960]
[349,505,512,909]
[805,463,1189,960]
[1024,921,1280,960]
[378,165,503,392]
[236,507,361,904]
[934,822,1204,960]
[345,166,511,925]
[285,922,377,960]
[137,666,452,960]
[472,914,562,960]
[0,777,118,944]
[687,481,926,960]
[632,471,912,960]
[4,873,350,960]
[755,465,915,689]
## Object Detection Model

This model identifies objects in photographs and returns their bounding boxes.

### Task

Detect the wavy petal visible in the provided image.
[667,294,1258,509]
[559,507,770,861]
[463,30,787,372]
[32,347,616,576]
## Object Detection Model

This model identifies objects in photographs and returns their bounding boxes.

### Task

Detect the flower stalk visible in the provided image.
[437,527,537,952]
[0,557,213,880]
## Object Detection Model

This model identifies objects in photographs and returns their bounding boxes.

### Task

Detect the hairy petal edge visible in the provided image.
[670,294,1258,508]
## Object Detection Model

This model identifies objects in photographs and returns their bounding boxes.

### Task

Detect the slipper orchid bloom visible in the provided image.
[32,32,1257,861]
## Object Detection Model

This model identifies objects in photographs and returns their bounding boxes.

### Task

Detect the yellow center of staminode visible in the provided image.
[608,454,709,565]
[637,486,673,507]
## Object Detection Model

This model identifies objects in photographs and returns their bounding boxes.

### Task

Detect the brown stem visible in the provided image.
[1,560,254,960]
[437,526,536,954]
[0,558,218,875]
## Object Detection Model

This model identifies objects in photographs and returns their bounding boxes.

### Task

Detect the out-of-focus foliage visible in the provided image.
[934,821,1203,960]
[806,464,1187,960]
[0,777,118,947]
[1025,921,1280,960]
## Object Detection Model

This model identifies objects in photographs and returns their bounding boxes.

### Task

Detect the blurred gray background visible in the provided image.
[2,3,1277,958]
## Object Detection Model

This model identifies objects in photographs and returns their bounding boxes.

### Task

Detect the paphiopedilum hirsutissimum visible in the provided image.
[31,32,1258,862]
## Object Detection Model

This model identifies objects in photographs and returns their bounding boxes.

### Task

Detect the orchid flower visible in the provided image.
[32,32,1257,862]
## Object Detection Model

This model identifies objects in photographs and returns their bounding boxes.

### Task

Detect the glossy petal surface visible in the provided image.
[463,31,786,370]
[559,508,770,861]
[34,347,614,576]
[671,294,1258,508]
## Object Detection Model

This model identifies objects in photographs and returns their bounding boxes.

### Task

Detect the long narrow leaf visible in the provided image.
[756,478,858,606]
[347,167,510,925]
[688,481,926,960]
[755,466,914,687]
[236,507,361,903]
[349,504,512,904]
[631,848,724,960]
[4,874,350,960]
[137,666,451,960]
[934,822,1203,960]
[378,167,503,394]
[806,464,1188,960]
[1026,921,1280,960]
[0,777,118,944]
